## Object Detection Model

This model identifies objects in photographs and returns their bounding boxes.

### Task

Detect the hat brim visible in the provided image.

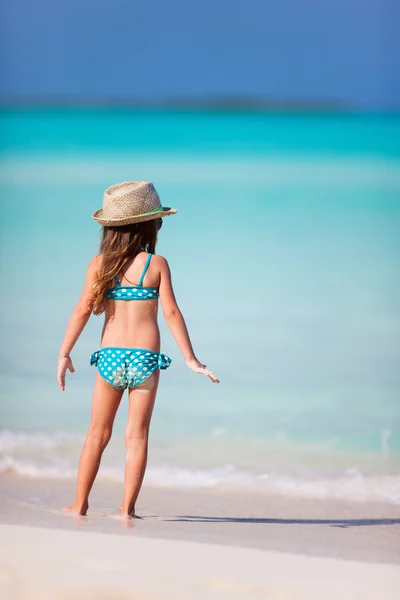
[92,207,177,226]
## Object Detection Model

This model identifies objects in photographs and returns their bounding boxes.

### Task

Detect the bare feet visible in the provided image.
[119,504,143,520]
[63,501,88,516]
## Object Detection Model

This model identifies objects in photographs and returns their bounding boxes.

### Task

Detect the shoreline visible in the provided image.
[1,474,399,565]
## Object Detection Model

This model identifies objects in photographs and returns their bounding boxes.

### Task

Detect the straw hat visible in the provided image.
[92,181,177,226]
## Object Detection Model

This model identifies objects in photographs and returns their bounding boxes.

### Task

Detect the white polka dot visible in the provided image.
[117,293,121,297]
[127,292,132,296]
[121,354,125,358]
[107,358,111,362]
[134,359,139,363]
[116,350,120,354]
[109,376,113,380]
[138,293,143,296]
[112,362,116,366]
[145,352,151,356]
[126,351,131,355]
[143,367,147,371]
[108,367,112,371]
[121,288,126,292]
[112,354,115,357]
[132,367,137,372]
[107,350,111,354]
[138,362,143,366]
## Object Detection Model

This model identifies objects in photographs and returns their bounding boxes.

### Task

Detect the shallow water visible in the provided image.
[0,109,399,503]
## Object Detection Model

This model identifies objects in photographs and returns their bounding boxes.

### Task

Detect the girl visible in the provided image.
[57,181,219,518]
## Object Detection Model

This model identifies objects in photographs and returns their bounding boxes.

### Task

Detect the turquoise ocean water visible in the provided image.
[0,109,399,503]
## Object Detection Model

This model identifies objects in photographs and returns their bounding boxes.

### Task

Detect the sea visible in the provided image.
[0,108,399,504]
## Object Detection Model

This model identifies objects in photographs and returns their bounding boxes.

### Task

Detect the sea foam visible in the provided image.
[1,429,399,505]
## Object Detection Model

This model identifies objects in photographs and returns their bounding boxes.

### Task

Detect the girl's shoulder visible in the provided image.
[133,251,169,270]
[86,255,105,281]
[90,254,103,271]
[151,253,170,271]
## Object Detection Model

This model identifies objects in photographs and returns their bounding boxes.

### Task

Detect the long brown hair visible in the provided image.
[92,220,161,315]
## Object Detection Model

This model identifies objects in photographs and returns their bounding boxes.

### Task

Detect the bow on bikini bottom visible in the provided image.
[90,347,172,389]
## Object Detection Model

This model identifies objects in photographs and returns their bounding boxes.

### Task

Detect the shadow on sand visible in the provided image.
[165,516,400,528]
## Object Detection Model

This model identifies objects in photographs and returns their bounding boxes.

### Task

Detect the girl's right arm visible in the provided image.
[57,256,100,391]
[158,256,219,384]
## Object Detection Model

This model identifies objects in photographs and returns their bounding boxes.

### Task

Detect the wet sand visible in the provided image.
[0,475,399,599]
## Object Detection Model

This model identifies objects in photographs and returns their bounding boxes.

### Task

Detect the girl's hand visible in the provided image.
[57,356,75,391]
[185,358,220,384]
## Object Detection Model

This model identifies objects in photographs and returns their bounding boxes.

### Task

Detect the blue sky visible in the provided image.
[1,0,399,109]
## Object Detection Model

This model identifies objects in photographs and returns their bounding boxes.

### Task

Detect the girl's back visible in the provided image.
[102,251,163,351]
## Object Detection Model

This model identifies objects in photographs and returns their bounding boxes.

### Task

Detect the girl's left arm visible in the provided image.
[57,256,99,391]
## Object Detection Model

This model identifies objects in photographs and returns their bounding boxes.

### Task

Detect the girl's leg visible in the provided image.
[120,370,160,518]
[64,373,124,515]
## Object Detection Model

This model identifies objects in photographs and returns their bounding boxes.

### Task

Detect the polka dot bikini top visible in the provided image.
[106,253,159,301]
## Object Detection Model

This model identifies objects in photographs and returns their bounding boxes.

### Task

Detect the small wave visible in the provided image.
[1,455,400,505]
[0,429,84,452]
[0,456,75,478]
[146,464,400,505]
[2,429,399,505]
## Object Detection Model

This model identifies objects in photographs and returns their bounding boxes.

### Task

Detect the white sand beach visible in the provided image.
[1,523,399,600]
[0,476,399,599]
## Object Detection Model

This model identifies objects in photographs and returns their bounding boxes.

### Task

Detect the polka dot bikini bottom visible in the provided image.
[90,347,172,389]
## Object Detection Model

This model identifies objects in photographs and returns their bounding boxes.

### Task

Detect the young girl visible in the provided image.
[57,181,219,518]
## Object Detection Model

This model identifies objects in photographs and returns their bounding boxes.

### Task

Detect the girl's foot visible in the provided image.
[63,501,88,516]
[119,504,143,520]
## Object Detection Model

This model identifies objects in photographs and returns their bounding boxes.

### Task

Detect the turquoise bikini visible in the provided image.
[90,253,172,389]
[106,252,159,301]
[90,347,171,389]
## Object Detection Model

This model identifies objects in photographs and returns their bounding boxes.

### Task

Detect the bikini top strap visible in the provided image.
[138,253,152,287]
[114,276,121,287]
